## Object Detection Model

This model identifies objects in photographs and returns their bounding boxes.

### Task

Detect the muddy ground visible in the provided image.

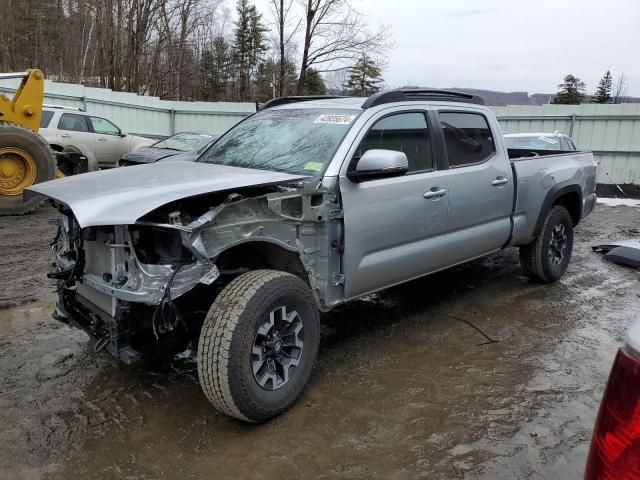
[1,203,639,480]
[596,183,640,199]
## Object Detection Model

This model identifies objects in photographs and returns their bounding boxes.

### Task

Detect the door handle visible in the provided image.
[491,177,509,187]
[97,137,107,142]
[423,188,447,199]
[60,133,71,138]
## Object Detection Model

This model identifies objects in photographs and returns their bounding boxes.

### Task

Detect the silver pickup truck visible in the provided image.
[30,89,597,422]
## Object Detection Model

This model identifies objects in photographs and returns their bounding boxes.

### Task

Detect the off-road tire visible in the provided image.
[0,123,55,215]
[197,270,320,423]
[519,205,574,283]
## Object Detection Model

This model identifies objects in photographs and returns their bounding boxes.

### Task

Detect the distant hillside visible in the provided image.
[448,88,554,106]
[399,86,640,106]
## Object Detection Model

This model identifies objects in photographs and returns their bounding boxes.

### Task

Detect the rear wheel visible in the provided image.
[0,123,55,215]
[197,270,320,422]
[519,205,574,282]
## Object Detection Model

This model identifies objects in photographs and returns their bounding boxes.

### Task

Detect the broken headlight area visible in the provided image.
[130,225,193,265]
[50,221,208,305]
[49,213,83,278]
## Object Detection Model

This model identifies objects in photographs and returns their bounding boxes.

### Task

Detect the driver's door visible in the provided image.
[339,110,449,298]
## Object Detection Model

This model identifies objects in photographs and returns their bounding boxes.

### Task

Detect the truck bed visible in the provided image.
[508,150,597,246]
[508,148,581,160]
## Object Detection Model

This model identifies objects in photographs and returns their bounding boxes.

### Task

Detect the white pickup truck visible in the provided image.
[31,89,597,423]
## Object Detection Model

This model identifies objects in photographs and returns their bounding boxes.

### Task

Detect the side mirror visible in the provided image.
[120,132,127,137]
[347,149,409,182]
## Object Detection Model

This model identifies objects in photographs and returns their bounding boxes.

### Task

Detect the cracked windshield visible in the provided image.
[198,108,359,174]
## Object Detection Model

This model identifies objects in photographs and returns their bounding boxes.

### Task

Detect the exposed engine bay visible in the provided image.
[49,181,344,364]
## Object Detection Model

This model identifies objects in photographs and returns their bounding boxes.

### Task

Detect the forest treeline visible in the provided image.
[0,0,391,102]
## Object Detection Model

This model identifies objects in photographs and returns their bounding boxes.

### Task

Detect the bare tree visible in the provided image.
[322,68,348,93]
[79,3,96,82]
[612,73,629,104]
[269,0,300,96]
[295,0,391,94]
[152,0,210,99]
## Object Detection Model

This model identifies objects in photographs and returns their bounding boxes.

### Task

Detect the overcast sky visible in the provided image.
[250,0,640,96]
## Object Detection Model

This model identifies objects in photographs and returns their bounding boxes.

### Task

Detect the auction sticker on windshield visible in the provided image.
[303,161,323,172]
[314,114,356,125]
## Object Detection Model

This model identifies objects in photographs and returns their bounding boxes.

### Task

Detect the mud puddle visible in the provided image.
[0,204,638,479]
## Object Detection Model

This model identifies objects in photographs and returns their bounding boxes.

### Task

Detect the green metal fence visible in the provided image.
[0,78,255,139]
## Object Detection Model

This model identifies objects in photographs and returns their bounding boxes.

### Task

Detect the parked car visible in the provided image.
[30,89,597,423]
[584,320,640,479]
[117,131,221,167]
[504,131,577,152]
[39,106,154,170]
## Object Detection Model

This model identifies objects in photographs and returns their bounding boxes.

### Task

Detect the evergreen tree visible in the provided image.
[255,59,299,100]
[593,71,613,104]
[232,0,268,101]
[552,74,586,105]
[302,68,327,95]
[343,55,383,96]
[200,36,232,101]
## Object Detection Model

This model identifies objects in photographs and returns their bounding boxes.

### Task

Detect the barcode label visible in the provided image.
[314,115,356,125]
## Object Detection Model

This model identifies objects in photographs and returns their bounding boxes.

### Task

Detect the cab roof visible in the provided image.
[262,89,485,112]
[270,97,365,110]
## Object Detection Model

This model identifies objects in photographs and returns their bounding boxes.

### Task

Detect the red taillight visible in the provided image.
[585,348,640,480]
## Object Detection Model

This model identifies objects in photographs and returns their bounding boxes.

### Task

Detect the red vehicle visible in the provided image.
[585,320,640,479]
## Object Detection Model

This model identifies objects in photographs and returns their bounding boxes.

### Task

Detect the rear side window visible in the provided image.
[58,113,89,132]
[439,112,496,167]
[40,111,54,128]
[355,112,433,172]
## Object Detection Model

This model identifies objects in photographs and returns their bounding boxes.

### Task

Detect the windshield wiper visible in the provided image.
[159,147,185,152]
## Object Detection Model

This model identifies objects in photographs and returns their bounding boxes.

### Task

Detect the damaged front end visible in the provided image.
[50,212,214,364]
[49,181,343,364]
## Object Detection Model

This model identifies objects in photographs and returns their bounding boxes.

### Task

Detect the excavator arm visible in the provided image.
[0,69,45,132]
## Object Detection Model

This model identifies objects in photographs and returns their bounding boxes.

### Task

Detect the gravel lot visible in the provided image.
[0,202,638,480]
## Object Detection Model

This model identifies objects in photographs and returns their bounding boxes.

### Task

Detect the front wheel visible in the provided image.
[197,270,320,422]
[519,205,574,282]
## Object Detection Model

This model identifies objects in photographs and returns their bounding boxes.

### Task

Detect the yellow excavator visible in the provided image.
[0,69,56,215]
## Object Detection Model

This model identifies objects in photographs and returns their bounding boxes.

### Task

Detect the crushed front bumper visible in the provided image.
[55,290,142,364]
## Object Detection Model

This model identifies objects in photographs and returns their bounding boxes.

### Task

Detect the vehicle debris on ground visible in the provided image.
[593,239,640,268]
